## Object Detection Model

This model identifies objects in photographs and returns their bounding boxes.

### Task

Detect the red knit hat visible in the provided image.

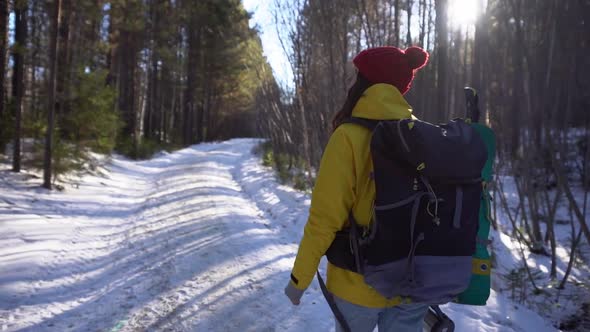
[353,46,429,94]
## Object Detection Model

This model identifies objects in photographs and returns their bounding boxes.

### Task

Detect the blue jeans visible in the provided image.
[333,296,429,332]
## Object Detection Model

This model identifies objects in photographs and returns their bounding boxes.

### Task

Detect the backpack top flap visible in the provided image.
[371,119,488,181]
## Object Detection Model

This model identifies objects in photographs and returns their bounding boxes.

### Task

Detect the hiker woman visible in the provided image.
[285,46,430,331]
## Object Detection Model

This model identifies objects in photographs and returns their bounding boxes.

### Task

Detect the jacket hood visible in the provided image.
[351,83,416,120]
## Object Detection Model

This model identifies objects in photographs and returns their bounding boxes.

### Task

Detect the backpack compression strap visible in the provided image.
[424,305,456,332]
[343,117,380,131]
[316,272,351,332]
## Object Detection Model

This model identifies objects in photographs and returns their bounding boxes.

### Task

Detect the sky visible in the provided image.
[242,0,294,88]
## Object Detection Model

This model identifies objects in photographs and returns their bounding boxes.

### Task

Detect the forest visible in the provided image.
[0,0,273,188]
[0,0,589,329]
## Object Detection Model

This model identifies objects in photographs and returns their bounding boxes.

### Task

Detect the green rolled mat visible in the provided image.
[456,123,495,306]
[456,199,492,305]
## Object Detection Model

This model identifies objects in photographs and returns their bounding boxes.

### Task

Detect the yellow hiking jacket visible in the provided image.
[290,83,416,308]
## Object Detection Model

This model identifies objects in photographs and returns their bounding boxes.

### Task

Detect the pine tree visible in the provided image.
[12,0,27,172]
[43,0,61,189]
[0,0,8,123]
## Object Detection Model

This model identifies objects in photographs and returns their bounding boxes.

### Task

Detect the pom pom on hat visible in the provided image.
[353,46,429,94]
[405,46,429,70]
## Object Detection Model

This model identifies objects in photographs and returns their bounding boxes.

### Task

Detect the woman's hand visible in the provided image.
[284,281,304,305]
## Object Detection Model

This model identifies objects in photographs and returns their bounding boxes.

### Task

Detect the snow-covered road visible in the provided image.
[0,139,558,331]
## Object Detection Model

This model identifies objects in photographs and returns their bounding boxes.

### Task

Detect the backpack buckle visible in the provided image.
[427,197,444,226]
[432,216,441,226]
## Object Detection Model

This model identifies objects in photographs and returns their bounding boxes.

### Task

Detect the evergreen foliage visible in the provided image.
[62,70,120,154]
[0,0,274,183]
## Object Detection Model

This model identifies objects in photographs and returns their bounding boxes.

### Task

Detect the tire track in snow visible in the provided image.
[118,140,309,332]
[1,158,170,331]
[1,139,332,332]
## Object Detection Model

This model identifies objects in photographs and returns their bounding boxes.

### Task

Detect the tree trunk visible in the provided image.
[44,0,61,189]
[418,0,426,47]
[12,1,27,173]
[394,0,400,46]
[0,0,8,121]
[472,0,487,94]
[184,20,200,145]
[406,0,413,45]
[56,0,72,122]
[29,1,40,120]
[144,0,161,141]
[108,1,142,144]
[118,28,139,140]
[435,0,448,122]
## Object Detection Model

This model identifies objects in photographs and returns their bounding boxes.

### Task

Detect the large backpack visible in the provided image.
[326,117,488,304]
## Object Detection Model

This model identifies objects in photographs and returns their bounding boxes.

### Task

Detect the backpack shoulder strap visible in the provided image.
[343,117,380,131]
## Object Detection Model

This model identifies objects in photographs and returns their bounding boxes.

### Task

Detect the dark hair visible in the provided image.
[331,72,372,131]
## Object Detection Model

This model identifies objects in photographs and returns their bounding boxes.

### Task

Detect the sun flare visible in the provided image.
[448,0,480,28]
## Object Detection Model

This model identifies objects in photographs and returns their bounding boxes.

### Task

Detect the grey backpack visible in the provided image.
[326,117,488,304]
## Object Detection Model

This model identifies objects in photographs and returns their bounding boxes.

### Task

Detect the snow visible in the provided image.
[491,175,590,325]
[0,139,559,331]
